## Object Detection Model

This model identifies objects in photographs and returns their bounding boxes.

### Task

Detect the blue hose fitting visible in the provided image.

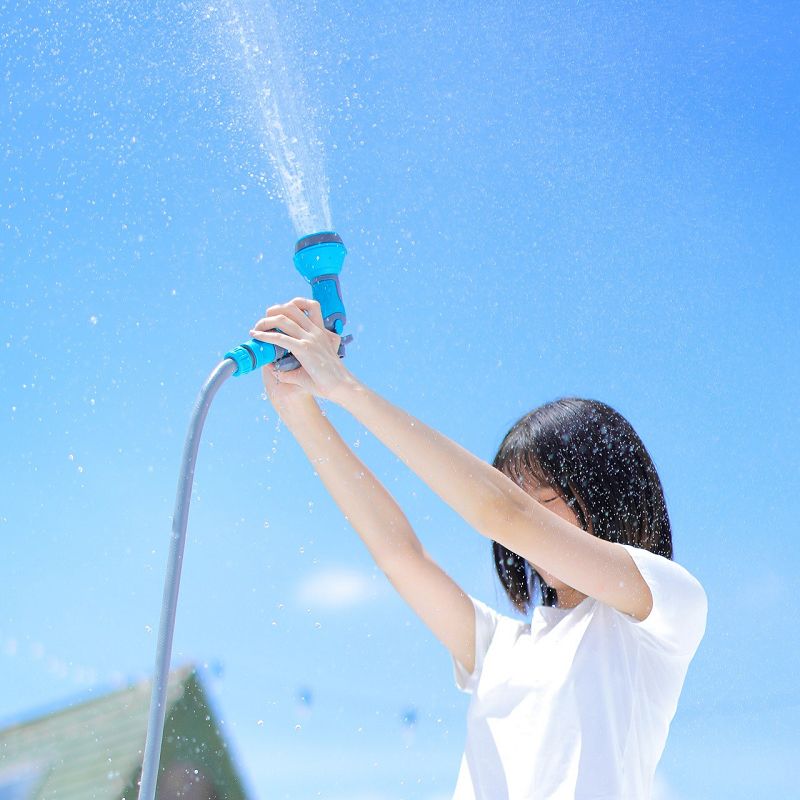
[225,231,350,376]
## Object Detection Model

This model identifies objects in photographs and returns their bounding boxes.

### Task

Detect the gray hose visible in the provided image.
[137,357,238,800]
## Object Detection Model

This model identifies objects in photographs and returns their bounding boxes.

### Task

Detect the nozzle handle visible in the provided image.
[271,273,350,371]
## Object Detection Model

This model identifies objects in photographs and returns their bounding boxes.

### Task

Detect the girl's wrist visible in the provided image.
[276,393,321,425]
[328,372,365,408]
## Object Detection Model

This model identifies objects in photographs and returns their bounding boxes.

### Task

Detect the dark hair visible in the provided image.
[492,398,672,613]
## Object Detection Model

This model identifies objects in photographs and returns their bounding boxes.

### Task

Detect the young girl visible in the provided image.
[250,298,708,799]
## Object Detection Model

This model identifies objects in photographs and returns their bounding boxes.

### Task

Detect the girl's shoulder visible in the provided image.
[614,544,708,657]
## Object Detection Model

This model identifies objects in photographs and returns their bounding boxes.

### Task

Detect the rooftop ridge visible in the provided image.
[0,663,196,739]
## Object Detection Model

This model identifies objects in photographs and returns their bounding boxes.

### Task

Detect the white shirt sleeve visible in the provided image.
[452,595,499,694]
[618,543,708,656]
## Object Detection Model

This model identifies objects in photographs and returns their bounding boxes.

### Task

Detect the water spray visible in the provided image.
[136,232,350,800]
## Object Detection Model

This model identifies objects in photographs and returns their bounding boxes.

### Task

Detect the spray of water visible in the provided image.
[211,0,333,237]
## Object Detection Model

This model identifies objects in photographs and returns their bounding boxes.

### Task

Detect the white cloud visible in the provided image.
[294,565,385,610]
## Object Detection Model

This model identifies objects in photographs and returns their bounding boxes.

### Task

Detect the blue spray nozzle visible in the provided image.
[293,231,347,279]
[226,231,350,376]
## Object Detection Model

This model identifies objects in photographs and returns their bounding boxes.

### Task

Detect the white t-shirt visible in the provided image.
[450,544,707,800]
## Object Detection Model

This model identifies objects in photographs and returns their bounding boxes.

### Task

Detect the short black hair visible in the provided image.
[491,398,672,613]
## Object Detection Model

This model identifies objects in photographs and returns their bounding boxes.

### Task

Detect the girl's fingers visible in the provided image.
[279,302,317,332]
[249,329,299,351]
[251,314,307,340]
[260,298,325,334]
[290,297,325,330]
[274,367,306,387]
[263,301,318,333]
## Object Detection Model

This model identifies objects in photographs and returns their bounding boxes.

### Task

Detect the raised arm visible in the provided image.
[250,298,652,621]
[331,379,652,621]
[267,389,479,674]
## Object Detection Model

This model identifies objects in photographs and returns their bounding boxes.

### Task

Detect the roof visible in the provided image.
[0,665,249,800]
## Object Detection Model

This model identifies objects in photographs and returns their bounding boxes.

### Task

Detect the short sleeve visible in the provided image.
[618,544,708,657]
[452,595,499,694]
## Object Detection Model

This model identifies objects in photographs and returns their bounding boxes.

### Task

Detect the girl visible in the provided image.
[250,298,708,799]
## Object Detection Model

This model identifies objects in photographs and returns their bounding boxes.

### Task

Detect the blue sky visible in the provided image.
[1,1,799,797]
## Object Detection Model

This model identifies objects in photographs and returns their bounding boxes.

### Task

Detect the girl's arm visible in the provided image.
[331,378,653,621]
[251,299,653,621]
[275,394,479,673]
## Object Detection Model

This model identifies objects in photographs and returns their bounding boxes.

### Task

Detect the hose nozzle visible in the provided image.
[226,231,351,376]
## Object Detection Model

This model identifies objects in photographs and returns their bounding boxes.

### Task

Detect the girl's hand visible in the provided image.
[258,307,314,420]
[251,297,351,402]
